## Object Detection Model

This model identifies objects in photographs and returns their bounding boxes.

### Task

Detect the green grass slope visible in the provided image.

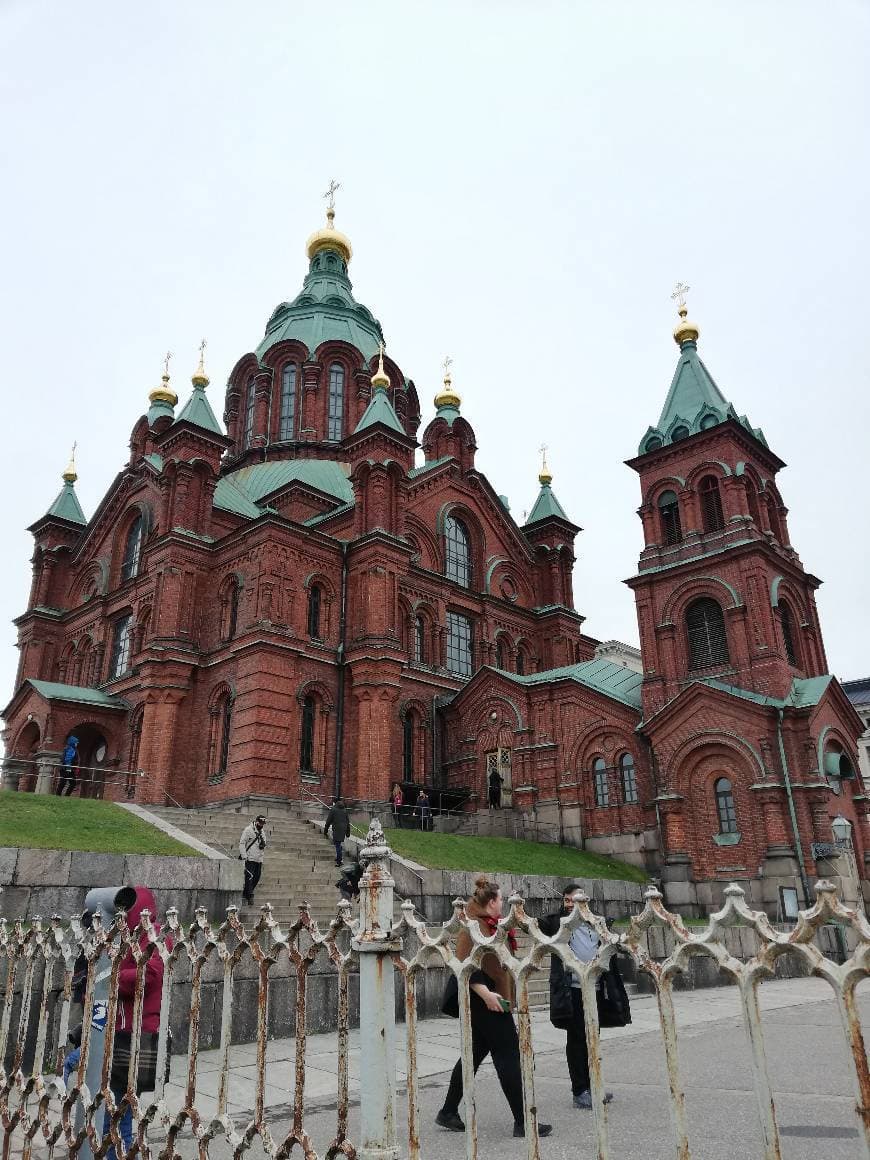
[0,791,200,856]
[384,829,648,882]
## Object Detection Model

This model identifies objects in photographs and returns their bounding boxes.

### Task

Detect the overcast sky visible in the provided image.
[1,0,868,712]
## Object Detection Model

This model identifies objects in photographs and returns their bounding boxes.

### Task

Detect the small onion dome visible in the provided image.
[673,303,700,345]
[539,449,553,487]
[62,446,78,484]
[306,206,353,265]
[192,351,209,388]
[371,345,390,391]
[434,368,461,410]
[149,371,178,407]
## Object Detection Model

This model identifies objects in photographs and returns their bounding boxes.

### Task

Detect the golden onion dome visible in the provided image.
[434,367,461,410]
[673,303,700,345]
[371,344,390,390]
[306,207,353,264]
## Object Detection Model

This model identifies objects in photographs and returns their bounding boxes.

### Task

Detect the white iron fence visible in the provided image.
[2,817,870,1160]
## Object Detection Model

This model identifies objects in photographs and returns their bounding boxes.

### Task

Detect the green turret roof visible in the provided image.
[525,480,570,525]
[213,458,354,518]
[637,327,767,456]
[354,387,404,435]
[256,235,383,362]
[175,385,223,435]
[46,480,86,526]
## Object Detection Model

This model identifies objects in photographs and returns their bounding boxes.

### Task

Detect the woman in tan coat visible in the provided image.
[436,875,553,1139]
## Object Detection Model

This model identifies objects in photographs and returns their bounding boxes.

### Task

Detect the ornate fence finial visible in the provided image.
[360,815,391,862]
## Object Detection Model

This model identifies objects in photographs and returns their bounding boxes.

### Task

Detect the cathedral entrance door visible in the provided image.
[485,748,513,808]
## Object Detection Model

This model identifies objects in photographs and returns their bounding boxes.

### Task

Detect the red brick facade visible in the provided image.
[3,219,865,914]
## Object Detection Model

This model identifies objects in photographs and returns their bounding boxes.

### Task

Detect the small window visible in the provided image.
[699,475,725,533]
[495,639,506,669]
[780,601,798,667]
[327,362,345,440]
[413,616,426,664]
[715,777,738,834]
[308,585,322,639]
[686,598,730,670]
[767,497,783,543]
[243,374,256,447]
[516,649,526,676]
[671,425,690,442]
[403,714,414,780]
[300,695,315,771]
[217,695,233,778]
[657,490,682,546]
[593,757,610,807]
[224,579,240,642]
[279,363,296,440]
[746,483,762,529]
[108,614,133,680]
[645,436,663,453]
[445,515,472,588]
[620,753,638,804]
[446,612,473,677]
[120,515,144,582]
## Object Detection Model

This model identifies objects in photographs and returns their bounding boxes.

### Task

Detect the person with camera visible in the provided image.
[238,814,267,905]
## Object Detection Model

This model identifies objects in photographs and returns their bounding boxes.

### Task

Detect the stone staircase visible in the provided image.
[144,800,346,929]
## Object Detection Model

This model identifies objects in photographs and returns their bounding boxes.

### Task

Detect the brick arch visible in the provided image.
[570,724,637,774]
[404,515,441,571]
[437,501,485,585]
[685,460,733,489]
[295,679,334,712]
[470,692,525,734]
[668,730,766,790]
[816,724,861,778]
[769,575,810,621]
[302,571,336,598]
[660,574,743,625]
[642,474,687,506]
[398,697,431,726]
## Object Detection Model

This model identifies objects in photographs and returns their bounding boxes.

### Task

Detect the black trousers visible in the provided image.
[243,860,262,901]
[57,766,76,796]
[442,1003,525,1124]
[565,988,591,1095]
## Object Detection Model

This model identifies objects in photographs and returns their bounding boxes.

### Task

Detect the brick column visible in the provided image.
[138,689,186,804]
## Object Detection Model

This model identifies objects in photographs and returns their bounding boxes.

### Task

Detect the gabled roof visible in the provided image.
[408,455,453,478]
[213,459,355,520]
[174,386,224,435]
[45,481,87,526]
[24,680,130,710]
[498,658,643,710]
[525,481,570,525]
[353,389,405,434]
[701,675,834,710]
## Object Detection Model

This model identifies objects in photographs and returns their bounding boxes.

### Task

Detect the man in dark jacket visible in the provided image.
[540,885,629,1110]
[324,797,350,866]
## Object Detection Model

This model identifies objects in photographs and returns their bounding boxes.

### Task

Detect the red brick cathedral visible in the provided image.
[4,209,865,915]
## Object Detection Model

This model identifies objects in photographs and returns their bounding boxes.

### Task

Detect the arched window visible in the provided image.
[746,483,762,529]
[766,497,783,543]
[327,362,345,440]
[308,585,322,639]
[108,613,133,680]
[495,639,506,669]
[657,490,682,545]
[715,777,738,834]
[445,515,472,587]
[592,757,610,807]
[278,363,297,440]
[223,579,240,642]
[446,612,473,677]
[620,753,638,804]
[120,515,144,582]
[780,600,798,667]
[413,616,426,664]
[243,375,256,447]
[300,695,316,771]
[686,598,730,670]
[516,648,526,676]
[699,475,725,533]
[218,694,233,778]
[671,425,690,442]
[403,713,415,781]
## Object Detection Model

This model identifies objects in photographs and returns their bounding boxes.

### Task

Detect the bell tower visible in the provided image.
[626,287,829,718]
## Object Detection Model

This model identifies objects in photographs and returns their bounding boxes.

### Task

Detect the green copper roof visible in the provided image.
[256,244,384,362]
[174,386,223,435]
[148,398,175,425]
[702,674,834,710]
[46,481,87,526]
[432,402,461,428]
[213,477,262,518]
[26,679,129,709]
[499,658,643,709]
[408,455,452,478]
[638,338,767,456]
[354,388,404,434]
[525,481,570,525]
[214,459,354,520]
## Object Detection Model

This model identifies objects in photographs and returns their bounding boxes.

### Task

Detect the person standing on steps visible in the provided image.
[56,734,80,796]
[436,875,553,1140]
[324,796,350,866]
[239,815,267,906]
[488,765,503,810]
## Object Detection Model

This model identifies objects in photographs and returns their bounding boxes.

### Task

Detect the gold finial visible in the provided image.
[62,441,78,484]
[538,442,552,486]
[307,179,352,263]
[671,281,700,345]
[149,350,178,407]
[371,341,390,391]
[434,355,462,409]
[192,338,209,387]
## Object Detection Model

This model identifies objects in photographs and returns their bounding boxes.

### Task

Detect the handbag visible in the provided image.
[595,961,632,1028]
[441,974,459,1019]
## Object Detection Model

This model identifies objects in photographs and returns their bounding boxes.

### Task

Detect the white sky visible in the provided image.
[1,0,869,710]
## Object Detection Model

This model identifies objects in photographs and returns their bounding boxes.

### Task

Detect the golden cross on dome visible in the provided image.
[671,281,690,310]
[163,351,173,377]
[442,355,453,378]
[323,179,341,211]
[198,338,207,362]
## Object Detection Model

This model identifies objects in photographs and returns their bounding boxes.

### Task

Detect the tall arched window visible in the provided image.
[120,515,144,582]
[243,375,256,447]
[592,757,610,807]
[699,475,725,533]
[495,638,506,669]
[403,713,415,781]
[516,648,526,676]
[746,483,762,529]
[300,695,316,771]
[327,362,345,440]
[308,585,322,639]
[686,598,730,670]
[413,616,426,664]
[766,497,783,543]
[658,490,682,545]
[715,777,738,834]
[620,753,638,803]
[780,600,798,667]
[224,579,240,642]
[218,694,233,778]
[108,613,133,680]
[445,515,472,587]
[446,612,473,677]
[278,363,297,440]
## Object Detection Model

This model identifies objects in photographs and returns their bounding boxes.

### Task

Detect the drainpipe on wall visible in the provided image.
[776,707,812,907]
[333,543,349,800]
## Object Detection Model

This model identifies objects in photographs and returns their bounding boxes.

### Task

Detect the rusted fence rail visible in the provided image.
[2,817,870,1160]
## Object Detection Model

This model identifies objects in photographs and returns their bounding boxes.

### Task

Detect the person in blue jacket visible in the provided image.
[57,735,80,796]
